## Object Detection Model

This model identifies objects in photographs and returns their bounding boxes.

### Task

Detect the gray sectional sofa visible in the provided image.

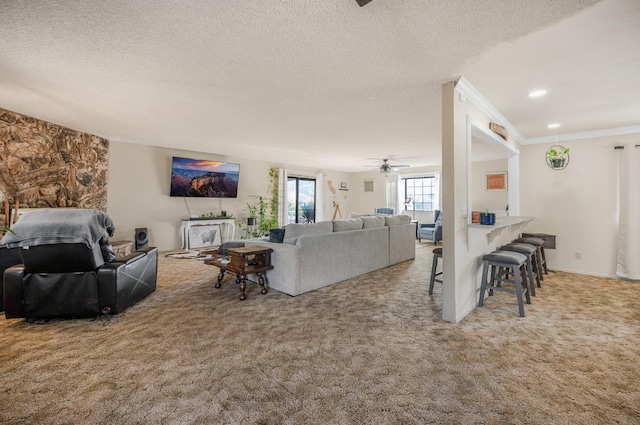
[244,214,415,296]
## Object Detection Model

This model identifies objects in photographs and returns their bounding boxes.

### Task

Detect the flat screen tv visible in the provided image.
[169,156,240,198]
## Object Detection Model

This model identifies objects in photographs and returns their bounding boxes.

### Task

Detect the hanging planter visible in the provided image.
[546,145,570,170]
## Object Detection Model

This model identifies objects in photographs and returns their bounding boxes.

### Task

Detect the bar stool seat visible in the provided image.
[478,250,530,317]
[429,247,443,295]
[499,243,539,296]
[515,236,548,278]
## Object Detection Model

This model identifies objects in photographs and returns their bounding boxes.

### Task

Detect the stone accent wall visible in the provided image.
[0,108,109,211]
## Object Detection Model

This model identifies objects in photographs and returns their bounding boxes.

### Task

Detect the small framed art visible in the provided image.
[485,171,507,191]
[364,179,375,193]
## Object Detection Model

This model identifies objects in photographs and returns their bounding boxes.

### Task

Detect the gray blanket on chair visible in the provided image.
[0,209,115,249]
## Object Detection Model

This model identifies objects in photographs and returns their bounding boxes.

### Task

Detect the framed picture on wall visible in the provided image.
[364,179,375,193]
[485,171,507,191]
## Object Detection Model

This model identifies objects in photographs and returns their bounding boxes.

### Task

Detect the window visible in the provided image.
[403,176,435,212]
[287,177,316,224]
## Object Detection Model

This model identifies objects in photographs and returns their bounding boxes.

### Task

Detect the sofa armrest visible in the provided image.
[97,247,158,314]
[243,240,302,296]
[418,222,435,229]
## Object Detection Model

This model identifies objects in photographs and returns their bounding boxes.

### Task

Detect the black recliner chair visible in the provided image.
[1,209,158,319]
[0,245,22,311]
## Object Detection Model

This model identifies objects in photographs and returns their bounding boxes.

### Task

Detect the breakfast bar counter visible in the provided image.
[467,216,534,251]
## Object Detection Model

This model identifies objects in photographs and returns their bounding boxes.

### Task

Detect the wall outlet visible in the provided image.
[575,252,582,260]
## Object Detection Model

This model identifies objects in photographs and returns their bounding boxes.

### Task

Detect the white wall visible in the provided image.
[442,81,524,323]
[106,141,352,251]
[442,80,637,323]
[350,170,389,215]
[471,159,509,215]
[520,134,635,278]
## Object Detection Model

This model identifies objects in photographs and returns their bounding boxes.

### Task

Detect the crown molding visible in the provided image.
[454,77,526,145]
[525,125,640,145]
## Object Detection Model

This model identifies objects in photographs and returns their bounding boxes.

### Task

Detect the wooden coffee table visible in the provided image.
[205,246,273,300]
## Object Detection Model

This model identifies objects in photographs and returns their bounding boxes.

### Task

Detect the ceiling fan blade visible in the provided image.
[390,164,410,169]
[356,0,374,6]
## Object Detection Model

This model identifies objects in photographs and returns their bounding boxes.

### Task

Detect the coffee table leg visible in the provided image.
[257,272,268,294]
[215,270,225,288]
[239,273,247,300]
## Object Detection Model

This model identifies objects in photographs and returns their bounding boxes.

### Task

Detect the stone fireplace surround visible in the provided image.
[0,108,109,216]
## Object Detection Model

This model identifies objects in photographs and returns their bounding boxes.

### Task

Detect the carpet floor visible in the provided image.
[0,243,639,424]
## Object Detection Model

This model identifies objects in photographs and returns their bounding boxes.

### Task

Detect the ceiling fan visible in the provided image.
[367,158,411,175]
[356,0,374,6]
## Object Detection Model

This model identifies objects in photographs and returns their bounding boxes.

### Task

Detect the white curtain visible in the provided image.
[386,173,399,213]
[277,168,288,227]
[616,145,640,280]
[315,172,324,222]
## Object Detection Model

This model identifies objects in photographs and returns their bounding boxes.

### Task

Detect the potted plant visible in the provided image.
[246,202,257,226]
[546,146,570,169]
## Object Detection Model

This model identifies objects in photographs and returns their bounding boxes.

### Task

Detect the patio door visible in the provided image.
[287,177,316,224]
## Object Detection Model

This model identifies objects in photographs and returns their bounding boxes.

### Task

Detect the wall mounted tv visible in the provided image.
[169,156,240,198]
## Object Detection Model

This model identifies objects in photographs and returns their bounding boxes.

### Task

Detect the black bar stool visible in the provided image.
[478,250,530,317]
[515,236,547,277]
[498,242,539,296]
[429,247,443,295]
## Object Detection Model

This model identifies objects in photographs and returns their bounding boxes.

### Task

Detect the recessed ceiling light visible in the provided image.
[547,123,561,129]
[529,89,547,98]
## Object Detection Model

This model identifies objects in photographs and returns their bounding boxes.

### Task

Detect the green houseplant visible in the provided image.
[0,226,15,238]
[238,168,280,239]
[546,146,570,169]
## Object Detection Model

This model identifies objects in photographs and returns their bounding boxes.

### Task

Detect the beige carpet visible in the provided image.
[1,243,639,424]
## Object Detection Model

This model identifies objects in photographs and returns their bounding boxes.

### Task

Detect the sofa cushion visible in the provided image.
[384,215,411,226]
[332,218,363,232]
[361,215,386,229]
[284,221,333,241]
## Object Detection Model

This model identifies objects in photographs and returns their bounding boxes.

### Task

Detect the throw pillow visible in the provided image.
[268,228,285,243]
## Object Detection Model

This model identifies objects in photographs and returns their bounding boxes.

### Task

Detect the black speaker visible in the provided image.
[135,227,149,250]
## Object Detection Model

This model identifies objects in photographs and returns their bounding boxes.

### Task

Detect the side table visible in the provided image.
[205,246,274,300]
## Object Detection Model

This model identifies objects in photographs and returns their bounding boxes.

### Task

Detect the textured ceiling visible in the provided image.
[1,0,638,172]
